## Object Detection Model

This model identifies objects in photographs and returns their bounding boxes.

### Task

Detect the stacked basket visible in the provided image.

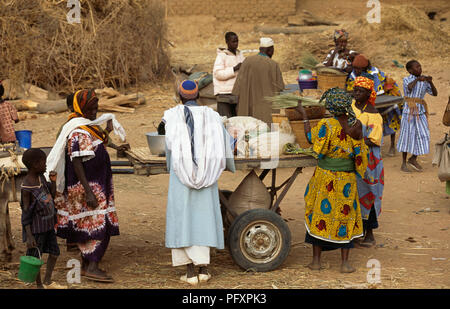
[272,104,329,149]
[316,67,348,90]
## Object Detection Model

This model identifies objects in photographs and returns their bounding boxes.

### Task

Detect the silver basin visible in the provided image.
[145,132,166,156]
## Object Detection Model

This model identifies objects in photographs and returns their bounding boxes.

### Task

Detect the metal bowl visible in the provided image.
[145,132,166,156]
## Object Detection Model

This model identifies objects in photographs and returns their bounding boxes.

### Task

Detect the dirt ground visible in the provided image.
[1,0,449,289]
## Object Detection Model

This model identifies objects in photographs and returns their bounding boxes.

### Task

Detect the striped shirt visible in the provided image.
[21,176,56,241]
[403,74,433,115]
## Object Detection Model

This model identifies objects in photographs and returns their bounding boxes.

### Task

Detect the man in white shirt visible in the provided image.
[213,32,245,118]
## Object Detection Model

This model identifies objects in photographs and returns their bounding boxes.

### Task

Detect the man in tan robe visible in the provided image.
[232,37,285,124]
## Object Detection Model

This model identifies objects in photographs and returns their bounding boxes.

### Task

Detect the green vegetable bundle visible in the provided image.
[299,52,319,70]
[283,143,318,159]
[267,93,323,109]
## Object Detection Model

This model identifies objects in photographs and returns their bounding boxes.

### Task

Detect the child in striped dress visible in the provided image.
[21,148,66,289]
[397,60,438,172]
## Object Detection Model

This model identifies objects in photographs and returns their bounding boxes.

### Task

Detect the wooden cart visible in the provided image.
[124,147,317,272]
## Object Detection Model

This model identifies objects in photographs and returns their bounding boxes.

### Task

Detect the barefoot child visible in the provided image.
[397,60,438,172]
[20,148,66,289]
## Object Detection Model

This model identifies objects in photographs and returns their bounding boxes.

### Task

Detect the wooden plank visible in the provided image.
[126,147,318,174]
[36,99,67,113]
[10,99,67,113]
[99,104,135,113]
[98,93,145,107]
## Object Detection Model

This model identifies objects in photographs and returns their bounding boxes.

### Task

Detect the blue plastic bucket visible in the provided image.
[15,130,32,149]
[298,80,318,91]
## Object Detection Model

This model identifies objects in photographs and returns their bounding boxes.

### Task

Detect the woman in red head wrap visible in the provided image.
[351,76,384,248]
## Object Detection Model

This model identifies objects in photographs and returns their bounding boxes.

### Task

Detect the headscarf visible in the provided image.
[352,54,369,68]
[178,80,199,100]
[320,87,357,126]
[334,29,349,41]
[354,76,377,106]
[68,89,108,142]
[70,89,98,118]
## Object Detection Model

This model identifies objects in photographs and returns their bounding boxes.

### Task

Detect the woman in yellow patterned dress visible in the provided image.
[296,88,368,273]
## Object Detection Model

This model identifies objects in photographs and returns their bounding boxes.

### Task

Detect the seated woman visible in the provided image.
[296,88,368,273]
[322,29,357,73]
[352,76,384,247]
[347,55,403,156]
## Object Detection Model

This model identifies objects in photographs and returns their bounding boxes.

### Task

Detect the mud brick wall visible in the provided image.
[165,0,297,23]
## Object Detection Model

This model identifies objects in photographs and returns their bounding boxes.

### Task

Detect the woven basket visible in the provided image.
[272,114,289,125]
[285,106,326,121]
[317,72,348,90]
[290,118,323,148]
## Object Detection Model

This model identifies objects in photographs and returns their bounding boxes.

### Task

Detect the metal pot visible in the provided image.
[145,132,166,156]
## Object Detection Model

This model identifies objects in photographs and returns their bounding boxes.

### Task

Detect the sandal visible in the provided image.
[180,274,199,286]
[407,160,423,172]
[198,273,212,283]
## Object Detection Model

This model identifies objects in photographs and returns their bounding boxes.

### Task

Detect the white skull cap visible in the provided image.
[260,37,274,48]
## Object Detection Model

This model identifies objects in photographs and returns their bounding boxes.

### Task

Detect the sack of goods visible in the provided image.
[226,170,271,223]
[443,96,450,126]
[248,132,296,158]
[432,133,450,182]
[224,116,270,156]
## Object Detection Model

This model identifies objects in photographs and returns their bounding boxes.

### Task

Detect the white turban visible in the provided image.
[260,37,274,48]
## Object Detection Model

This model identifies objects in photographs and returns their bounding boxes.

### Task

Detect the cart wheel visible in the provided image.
[227,209,291,272]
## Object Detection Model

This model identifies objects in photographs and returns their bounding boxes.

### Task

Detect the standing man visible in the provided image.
[232,37,285,124]
[162,80,235,285]
[213,32,245,118]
